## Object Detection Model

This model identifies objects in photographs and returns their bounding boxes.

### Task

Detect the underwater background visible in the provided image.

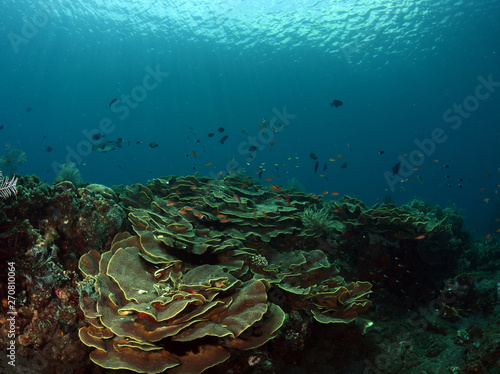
[2,2,500,374]
[1,0,500,236]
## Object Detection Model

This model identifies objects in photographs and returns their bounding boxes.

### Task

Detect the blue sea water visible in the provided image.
[1,0,499,236]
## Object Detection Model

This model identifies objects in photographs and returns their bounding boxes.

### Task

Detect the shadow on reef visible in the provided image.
[0,173,499,374]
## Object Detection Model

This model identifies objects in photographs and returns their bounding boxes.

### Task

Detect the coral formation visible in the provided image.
[0,172,498,374]
[0,144,27,176]
[54,163,83,186]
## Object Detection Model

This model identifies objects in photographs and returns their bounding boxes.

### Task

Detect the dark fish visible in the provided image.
[92,132,103,141]
[26,107,32,112]
[45,146,53,152]
[248,145,258,152]
[378,150,385,154]
[196,139,200,143]
[218,127,225,133]
[43,135,46,139]
[418,176,424,184]
[458,184,462,189]
[458,177,463,181]
[444,175,450,178]
[92,139,123,153]
[314,161,319,173]
[309,153,318,160]
[323,163,327,171]
[443,164,450,168]
[340,162,348,169]
[220,135,228,144]
[208,133,215,137]
[393,162,401,175]
[149,142,158,148]
[0,125,3,130]
[136,141,142,144]
[109,98,118,107]
[330,99,343,108]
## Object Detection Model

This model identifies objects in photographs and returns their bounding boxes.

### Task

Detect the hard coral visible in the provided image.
[78,232,285,373]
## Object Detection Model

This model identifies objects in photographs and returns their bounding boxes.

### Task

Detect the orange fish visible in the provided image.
[321,191,328,195]
[204,162,212,167]
[178,209,188,214]
[193,212,204,219]
[433,159,439,162]
[265,178,273,181]
[337,155,344,158]
[403,153,408,157]
[311,196,321,199]
[329,158,336,162]
[485,234,491,239]
[217,214,227,218]
[412,168,419,171]
[166,202,176,206]
[276,196,282,200]
[262,212,268,219]
[333,208,340,213]
[415,235,425,240]
[220,219,230,223]
[480,187,486,191]
[496,228,500,232]
[191,150,196,158]
[484,198,490,202]
[270,184,282,192]
[189,186,197,190]
[330,192,339,196]
[184,207,193,210]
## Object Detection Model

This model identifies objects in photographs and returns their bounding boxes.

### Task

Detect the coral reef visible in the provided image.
[0,172,498,374]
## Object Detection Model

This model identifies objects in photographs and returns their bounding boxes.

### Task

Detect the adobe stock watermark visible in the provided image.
[7,1,64,54]
[384,73,499,192]
[50,64,169,174]
[208,106,297,179]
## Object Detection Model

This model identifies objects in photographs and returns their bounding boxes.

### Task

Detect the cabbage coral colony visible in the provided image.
[78,173,374,373]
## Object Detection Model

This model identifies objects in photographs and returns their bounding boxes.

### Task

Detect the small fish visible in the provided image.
[0,125,3,130]
[265,177,273,181]
[329,158,336,162]
[241,129,248,135]
[218,127,225,133]
[109,98,118,107]
[26,107,33,112]
[378,151,385,155]
[204,162,212,167]
[92,139,123,153]
[418,176,424,184]
[330,99,343,108]
[149,142,158,148]
[309,153,318,160]
[191,150,197,158]
[92,132,104,141]
[323,163,327,171]
[262,212,268,219]
[45,146,53,152]
[340,162,347,169]
[220,218,230,223]
[189,186,197,190]
[393,162,401,175]
[415,235,425,240]
[443,164,450,168]
[220,135,228,144]
[248,145,259,152]
[270,184,281,192]
[233,193,241,204]
[166,202,176,206]
[486,172,491,178]
[208,133,215,137]
[314,161,319,173]
[485,234,491,239]
[321,191,328,195]
[178,209,188,214]
[196,139,200,143]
